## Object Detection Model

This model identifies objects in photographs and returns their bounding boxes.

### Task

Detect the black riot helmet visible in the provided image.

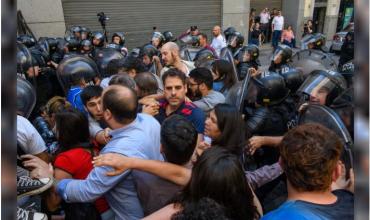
[93,48,125,77]
[162,31,176,43]
[46,38,59,53]
[70,26,82,38]
[193,48,215,68]
[141,44,159,60]
[111,32,125,46]
[297,70,347,106]
[91,31,105,47]
[56,55,100,93]
[223,27,236,41]
[272,44,292,65]
[151,31,165,48]
[17,43,35,75]
[17,35,37,48]
[17,76,37,118]
[238,44,259,63]
[80,39,93,53]
[254,71,290,106]
[65,36,80,52]
[227,32,244,49]
[80,27,91,40]
[279,68,304,93]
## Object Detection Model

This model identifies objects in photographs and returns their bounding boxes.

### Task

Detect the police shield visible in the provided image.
[94,48,125,77]
[180,45,201,62]
[56,55,100,94]
[291,49,337,78]
[17,76,36,118]
[225,70,251,112]
[219,47,239,82]
[298,104,353,172]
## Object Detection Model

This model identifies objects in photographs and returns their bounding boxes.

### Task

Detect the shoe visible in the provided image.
[17,207,48,220]
[17,176,53,198]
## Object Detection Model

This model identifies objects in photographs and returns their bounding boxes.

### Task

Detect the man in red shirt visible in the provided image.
[198,33,218,58]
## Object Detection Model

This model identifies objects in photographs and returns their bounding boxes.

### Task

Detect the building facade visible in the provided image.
[17,0,343,48]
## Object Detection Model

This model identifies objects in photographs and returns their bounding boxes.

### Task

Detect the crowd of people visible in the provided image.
[16,8,355,220]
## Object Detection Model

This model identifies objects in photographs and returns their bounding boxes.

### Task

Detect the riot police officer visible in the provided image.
[140,44,161,73]
[301,33,327,52]
[162,31,176,43]
[297,69,347,107]
[91,31,105,48]
[193,48,216,69]
[268,44,292,73]
[237,44,260,80]
[80,26,91,40]
[17,35,37,48]
[80,39,93,57]
[223,26,237,42]
[110,32,128,56]
[151,31,165,49]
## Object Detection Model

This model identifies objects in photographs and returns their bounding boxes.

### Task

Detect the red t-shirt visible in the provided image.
[54,148,109,214]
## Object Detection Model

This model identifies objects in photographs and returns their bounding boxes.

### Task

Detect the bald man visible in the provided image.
[211,25,227,57]
[159,42,195,78]
[56,85,163,220]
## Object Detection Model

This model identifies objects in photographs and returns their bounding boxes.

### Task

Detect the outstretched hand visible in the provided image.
[93,153,132,176]
[21,154,54,179]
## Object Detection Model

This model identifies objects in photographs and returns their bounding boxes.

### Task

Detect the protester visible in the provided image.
[188,67,225,112]
[211,59,237,97]
[159,42,195,77]
[198,33,217,57]
[210,25,227,57]
[302,20,314,37]
[250,22,262,46]
[155,69,205,144]
[259,8,270,43]
[271,10,284,50]
[262,123,354,220]
[281,25,296,48]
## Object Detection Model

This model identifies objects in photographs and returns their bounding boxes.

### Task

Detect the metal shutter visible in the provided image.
[250,0,282,14]
[62,0,222,49]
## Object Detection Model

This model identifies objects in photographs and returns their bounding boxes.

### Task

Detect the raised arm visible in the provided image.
[93,153,191,186]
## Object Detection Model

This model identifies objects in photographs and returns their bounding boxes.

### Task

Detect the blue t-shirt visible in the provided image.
[67,86,87,115]
[155,100,205,134]
[262,190,354,220]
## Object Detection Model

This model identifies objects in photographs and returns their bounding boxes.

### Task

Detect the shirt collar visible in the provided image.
[108,116,139,138]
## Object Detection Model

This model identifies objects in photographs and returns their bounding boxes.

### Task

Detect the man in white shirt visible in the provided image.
[271,10,284,50]
[260,8,270,43]
[210,25,227,57]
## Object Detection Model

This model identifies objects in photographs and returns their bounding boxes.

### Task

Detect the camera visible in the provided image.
[97,12,109,27]
[190,26,198,31]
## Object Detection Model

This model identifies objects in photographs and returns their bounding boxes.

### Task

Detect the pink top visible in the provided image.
[281,30,295,42]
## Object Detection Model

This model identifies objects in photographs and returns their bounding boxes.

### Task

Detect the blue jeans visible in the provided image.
[272,30,282,49]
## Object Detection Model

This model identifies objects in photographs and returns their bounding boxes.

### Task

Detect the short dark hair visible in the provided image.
[162,68,187,86]
[171,197,230,220]
[212,60,237,92]
[109,74,136,90]
[134,72,159,98]
[80,85,103,106]
[102,86,138,124]
[198,33,208,41]
[279,123,343,192]
[122,55,146,73]
[161,115,197,165]
[106,58,126,76]
[189,67,213,90]
[55,109,90,150]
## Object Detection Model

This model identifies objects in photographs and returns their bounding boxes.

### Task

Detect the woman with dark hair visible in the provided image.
[211,60,237,97]
[23,109,113,219]
[94,148,260,220]
[206,104,248,153]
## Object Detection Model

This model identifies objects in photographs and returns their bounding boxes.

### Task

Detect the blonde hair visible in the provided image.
[45,96,72,116]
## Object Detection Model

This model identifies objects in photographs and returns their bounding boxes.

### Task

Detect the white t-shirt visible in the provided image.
[272,15,284,31]
[17,115,47,155]
[260,12,270,24]
[211,34,227,57]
